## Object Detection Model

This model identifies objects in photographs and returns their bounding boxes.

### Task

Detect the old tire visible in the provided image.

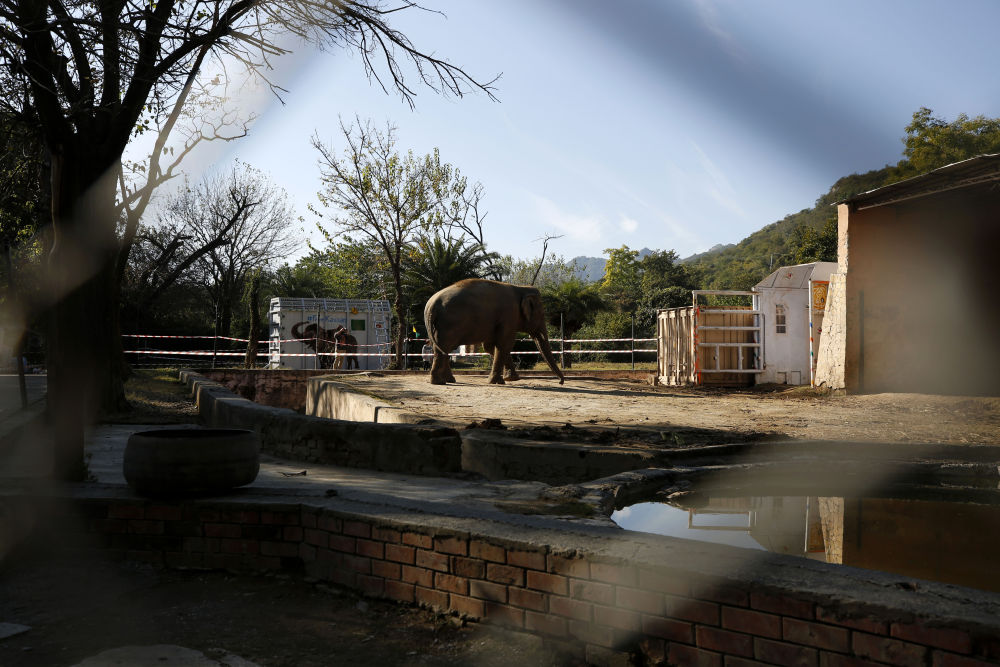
[123,428,260,498]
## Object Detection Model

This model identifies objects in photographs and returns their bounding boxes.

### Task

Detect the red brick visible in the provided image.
[616,586,663,614]
[402,532,432,549]
[416,549,449,572]
[356,574,385,597]
[507,549,545,570]
[700,585,749,607]
[547,554,589,579]
[221,539,259,555]
[146,505,182,521]
[301,511,318,529]
[328,535,356,553]
[727,658,770,667]
[638,568,689,596]
[435,572,468,595]
[754,637,818,666]
[670,643,722,667]
[892,622,972,654]
[783,618,850,652]
[451,556,485,579]
[484,602,524,628]
[385,580,415,603]
[128,520,164,535]
[590,562,637,586]
[932,650,997,667]
[239,525,281,541]
[317,515,341,532]
[751,592,814,620]
[343,520,370,538]
[299,543,317,562]
[109,504,144,520]
[328,567,356,588]
[570,579,614,605]
[434,535,468,556]
[569,620,614,647]
[401,565,433,588]
[486,563,524,586]
[261,511,299,526]
[640,637,667,665]
[525,610,567,637]
[450,594,485,618]
[221,509,259,524]
[372,560,401,580]
[818,654,880,667]
[470,540,505,563]
[723,607,781,639]
[356,539,384,559]
[165,551,204,568]
[415,586,448,609]
[385,543,415,564]
[853,632,928,666]
[550,597,592,621]
[641,615,693,643]
[593,605,640,632]
[343,554,371,574]
[665,594,720,625]
[204,523,241,538]
[815,606,887,635]
[508,587,546,611]
[469,579,507,602]
[283,526,303,542]
[372,526,401,543]
[697,626,753,657]
[304,528,329,548]
[526,571,567,596]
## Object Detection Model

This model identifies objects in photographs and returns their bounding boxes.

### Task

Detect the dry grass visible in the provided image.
[104,369,200,424]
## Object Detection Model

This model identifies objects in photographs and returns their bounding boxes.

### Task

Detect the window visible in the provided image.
[775,304,786,334]
[350,319,366,331]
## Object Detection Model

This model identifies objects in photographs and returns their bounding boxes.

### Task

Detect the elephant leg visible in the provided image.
[488,342,510,384]
[430,349,452,384]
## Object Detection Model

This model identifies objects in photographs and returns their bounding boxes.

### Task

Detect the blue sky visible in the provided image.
[156,0,1000,263]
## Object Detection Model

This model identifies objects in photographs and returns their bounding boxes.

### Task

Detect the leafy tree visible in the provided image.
[312,118,479,367]
[0,0,495,478]
[600,245,641,311]
[791,216,837,264]
[540,277,606,367]
[501,253,580,289]
[402,233,498,328]
[892,107,1000,181]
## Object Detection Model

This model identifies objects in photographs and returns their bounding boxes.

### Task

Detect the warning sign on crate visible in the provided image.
[811,281,829,311]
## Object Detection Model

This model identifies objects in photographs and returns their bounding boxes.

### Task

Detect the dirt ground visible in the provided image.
[337,374,1000,446]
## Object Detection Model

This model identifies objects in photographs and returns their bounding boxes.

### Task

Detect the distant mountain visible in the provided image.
[680,243,735,264]
[571,247,654,283]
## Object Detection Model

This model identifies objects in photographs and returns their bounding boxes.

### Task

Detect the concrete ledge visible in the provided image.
[305,376,435,424]
[179,371,461,476]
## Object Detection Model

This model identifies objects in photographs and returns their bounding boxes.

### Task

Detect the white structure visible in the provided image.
[753,262,836,385]
[268,297,391,370]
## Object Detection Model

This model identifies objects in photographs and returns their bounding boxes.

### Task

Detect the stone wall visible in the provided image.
[813,272,847,389]
[305,377,434,424]
[45,492,1000,667]
[204,369,333,410]
[181,371,462,476]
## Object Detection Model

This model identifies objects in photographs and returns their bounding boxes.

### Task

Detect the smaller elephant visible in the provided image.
[424,279,565,385]
[331,325,360,370]
[290,321,340,369]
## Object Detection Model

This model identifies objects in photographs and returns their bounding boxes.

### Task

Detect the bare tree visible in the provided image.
[312,117,472,367]
[0,1,497,478]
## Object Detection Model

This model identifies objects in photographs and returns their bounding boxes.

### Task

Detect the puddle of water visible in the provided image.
[612,495,1000,593]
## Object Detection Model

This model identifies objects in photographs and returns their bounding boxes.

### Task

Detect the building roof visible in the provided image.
[755,262,837,290]
[840,153,1000,210]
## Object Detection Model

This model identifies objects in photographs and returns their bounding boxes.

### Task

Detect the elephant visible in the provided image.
[424,279,565,386]
[330,325,360,370]
[290,322,340,369]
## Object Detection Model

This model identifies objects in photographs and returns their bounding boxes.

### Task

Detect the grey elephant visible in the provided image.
[424,279,565,385]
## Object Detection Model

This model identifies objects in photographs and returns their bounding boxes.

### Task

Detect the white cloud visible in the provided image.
[618,215,639,233]
[528,194,604,243]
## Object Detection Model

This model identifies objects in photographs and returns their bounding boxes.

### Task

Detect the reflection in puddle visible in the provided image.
[612,496,1000,593]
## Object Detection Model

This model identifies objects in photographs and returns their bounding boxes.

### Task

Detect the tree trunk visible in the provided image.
[244,273,261,368]
[48,147,128,480]
[392,268,406,369]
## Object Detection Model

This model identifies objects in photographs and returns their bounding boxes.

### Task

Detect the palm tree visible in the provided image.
[541,278,606,368]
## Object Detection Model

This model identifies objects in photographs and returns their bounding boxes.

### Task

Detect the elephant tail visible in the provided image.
[425,303,450,358]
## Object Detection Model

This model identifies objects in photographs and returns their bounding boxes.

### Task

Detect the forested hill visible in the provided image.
[684,165,892,289]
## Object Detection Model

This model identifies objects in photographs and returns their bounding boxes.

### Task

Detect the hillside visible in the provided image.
[683,165,893,289]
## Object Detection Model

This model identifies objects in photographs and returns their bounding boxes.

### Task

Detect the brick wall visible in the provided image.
[53,495,1000,667]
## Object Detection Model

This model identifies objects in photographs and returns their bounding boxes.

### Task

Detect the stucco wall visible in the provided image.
[843,189,1000,395]
[813,272,847,389]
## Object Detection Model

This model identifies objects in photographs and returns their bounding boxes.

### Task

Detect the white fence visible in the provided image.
[122,333,657,369]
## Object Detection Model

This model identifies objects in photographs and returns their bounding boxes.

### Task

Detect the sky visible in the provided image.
[133,0,1000,264]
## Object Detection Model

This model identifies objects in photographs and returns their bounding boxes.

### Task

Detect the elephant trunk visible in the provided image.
[532,331,565,385]
[292,322,306,340]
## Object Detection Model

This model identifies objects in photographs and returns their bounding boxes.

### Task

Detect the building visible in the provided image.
[814,154,1000,395]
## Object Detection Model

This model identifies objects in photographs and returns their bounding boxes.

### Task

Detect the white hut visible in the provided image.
[753,262,837,385]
